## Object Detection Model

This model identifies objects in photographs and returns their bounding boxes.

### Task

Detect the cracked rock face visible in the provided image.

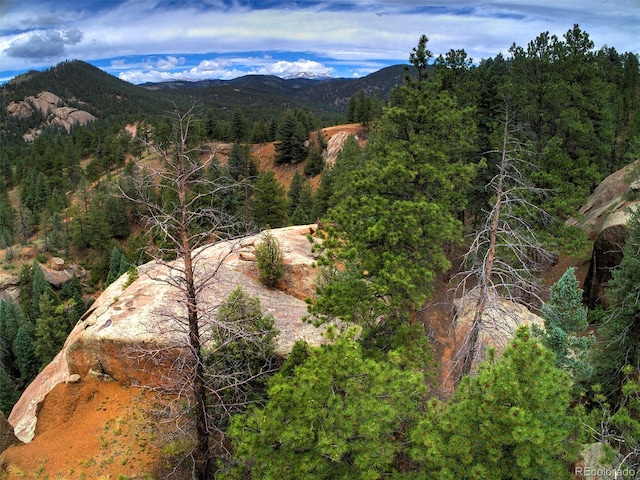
[571,160,640,308]
[6,91,97,139]
[9,225,328,443]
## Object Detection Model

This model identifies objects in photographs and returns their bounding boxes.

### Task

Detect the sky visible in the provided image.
[0,0,638,85]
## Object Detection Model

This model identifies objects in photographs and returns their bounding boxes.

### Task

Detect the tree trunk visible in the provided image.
[460,114,508,377]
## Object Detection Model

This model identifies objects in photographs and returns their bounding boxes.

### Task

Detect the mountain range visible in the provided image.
[1,60,412,126]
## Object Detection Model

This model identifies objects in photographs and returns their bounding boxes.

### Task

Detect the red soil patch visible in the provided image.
[1,378,164,479]
[250,123,367,190]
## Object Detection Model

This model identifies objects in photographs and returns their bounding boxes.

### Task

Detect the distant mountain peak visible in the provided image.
[283,71,334,80]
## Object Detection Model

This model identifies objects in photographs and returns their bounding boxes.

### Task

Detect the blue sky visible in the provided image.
[0,0,638,84]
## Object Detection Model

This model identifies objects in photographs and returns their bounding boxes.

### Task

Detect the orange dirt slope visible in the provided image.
[1,377,164,479]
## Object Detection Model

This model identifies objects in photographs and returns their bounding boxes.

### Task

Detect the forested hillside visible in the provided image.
[1,24,640,479]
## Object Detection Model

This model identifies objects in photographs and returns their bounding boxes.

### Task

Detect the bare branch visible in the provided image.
[451,98,554,379]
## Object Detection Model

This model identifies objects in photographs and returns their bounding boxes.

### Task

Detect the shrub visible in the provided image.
[255,232,284,287]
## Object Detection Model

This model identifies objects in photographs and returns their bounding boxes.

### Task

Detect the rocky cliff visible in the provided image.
[6,91,97,140]
[9,225,328,443]
[570,160,640,307]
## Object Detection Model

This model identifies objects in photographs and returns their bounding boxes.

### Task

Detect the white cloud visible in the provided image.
[1,0,638,80]
[116,56,334,83]
[156,56,186,70]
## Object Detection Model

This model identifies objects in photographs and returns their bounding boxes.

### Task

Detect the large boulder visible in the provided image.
[0,272,20,303]
[6,91,97,140]
[27,91,63,116]
[9,225,327,442]
[571,160,640,308]
[454,288,545,373]
[6,100,33,120]
[49,106,97,133]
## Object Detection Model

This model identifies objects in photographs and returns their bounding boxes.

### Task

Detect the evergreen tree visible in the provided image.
[303,145,325,177]
[227,143,258,181]
[290,182,314,225]
[30,262,52,322]
[13,323,38,382]
[592,207,640,399]
[0,369,20,416]
[202,286,279,469]
[410,326,578,479]
[312,35,476,346]
[250,171,289,229]
[312,135,364,220]
[287,171,305,216]
[228,329,430,480]
[254,232,284,287]
[275,111,308,164]
[105,246,130,286]
[508,25,611,219]
[34,292,73,368]
[534,267,593,381]
[230,111,248,143]
[0,299,21,380]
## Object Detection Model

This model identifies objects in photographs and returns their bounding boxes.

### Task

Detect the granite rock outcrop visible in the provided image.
[9,225,327,442]
[570,160,640,307]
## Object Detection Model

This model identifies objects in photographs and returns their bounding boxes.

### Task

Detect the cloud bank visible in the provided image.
[1,0,638,84]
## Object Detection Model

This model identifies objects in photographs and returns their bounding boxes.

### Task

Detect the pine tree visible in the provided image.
[13,323,38,382]
[303,145,325,177]
[275,111,308,164]
[30,262,52,322]
[534,267,593,381]
[34,292,72,368]
[254,232,284,287]
[228,329,429,480]
[0,299,22,380]
[410,326,578,479]
[105,246,123,286]
[312,35,476,345]
[0,369,20,416]
[251,171,289,229]
[203,286,278,439]
[287,170,305,216]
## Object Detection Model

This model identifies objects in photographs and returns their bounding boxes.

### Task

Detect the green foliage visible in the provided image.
[275,110,309,164]
[0,299,37,414]
[228,329,430,480]
[30,261,52,322]
[507,26,613,220]
[287,171,314,224]
[0,368,20,416]
[582,367,640,472]
[105,246,131,287]
[346,89,380,126]
[34,291,74,368]
[591,207,640,399]
[312,135,365,220]
[251,171,289,229]
[123,265,139,289]
[0,299,23,379]
[303,144,325,177]
[227,143,258,181]
[533,267,593,382]
[13,323,38,381]
[203,287,279,458]
[410,326,578,479]
[312,36,476,338]
[254,231,284,287]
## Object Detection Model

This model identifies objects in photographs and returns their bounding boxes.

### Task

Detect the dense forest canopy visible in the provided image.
[1,24,640,478]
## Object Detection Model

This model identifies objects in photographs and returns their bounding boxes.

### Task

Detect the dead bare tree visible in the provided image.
[453,99,554,378]
[119,105,275,479]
